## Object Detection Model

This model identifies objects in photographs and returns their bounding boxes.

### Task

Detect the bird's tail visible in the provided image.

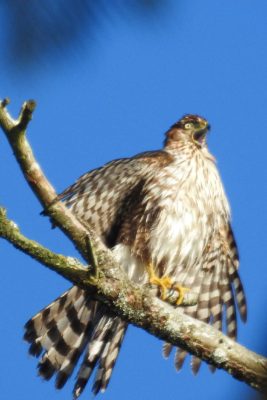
[24,285,127,397]
[162,228,247,373]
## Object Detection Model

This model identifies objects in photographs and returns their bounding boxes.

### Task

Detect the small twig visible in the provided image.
[17,100,36,131]
[1,97,10,108]
[85,234,99,279]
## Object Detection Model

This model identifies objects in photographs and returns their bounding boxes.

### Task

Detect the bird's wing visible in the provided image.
[58,150,173,247]
[165,223,247,372]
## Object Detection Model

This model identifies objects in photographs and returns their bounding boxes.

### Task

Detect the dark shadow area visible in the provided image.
[249,392,267,400]
[1,0,170,72]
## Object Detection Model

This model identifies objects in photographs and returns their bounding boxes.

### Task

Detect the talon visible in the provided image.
[147,262,190,305]
[174,284,190,305]
[147,262,172,299]
[151,275,173,300]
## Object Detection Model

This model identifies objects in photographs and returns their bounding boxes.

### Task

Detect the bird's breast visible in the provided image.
[148,155,230,276]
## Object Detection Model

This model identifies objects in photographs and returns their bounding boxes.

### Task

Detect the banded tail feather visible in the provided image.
[163,235,247,374]
[92,319,127,395]
[24,286,127,397]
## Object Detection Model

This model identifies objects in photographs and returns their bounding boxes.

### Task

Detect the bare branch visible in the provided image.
[17,99,36,130]
[0,207,90,286]
[1,97,10,108]
[0,99,267,393]
[0,98,103,263]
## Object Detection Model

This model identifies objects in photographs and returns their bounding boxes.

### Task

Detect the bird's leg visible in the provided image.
[147,262,189,305]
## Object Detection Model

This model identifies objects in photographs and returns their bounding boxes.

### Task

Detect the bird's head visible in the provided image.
[164,114,210,149]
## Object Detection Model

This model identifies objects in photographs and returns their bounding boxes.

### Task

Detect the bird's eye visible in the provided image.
[184,122,193,130]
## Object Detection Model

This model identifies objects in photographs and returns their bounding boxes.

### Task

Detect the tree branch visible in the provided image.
[0,98,266,393]
[0,98,99,262]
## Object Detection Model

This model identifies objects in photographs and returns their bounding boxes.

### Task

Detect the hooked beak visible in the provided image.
[193,123,210,146]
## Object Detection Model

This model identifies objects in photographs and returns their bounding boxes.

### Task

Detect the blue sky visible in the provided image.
[0,1,266,399]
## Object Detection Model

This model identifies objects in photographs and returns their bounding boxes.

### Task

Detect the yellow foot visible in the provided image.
[147,263,189,305]
[173,284,190,305]
[149,274,173,301]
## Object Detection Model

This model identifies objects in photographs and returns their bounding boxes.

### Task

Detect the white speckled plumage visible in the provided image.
[148,144,230,278]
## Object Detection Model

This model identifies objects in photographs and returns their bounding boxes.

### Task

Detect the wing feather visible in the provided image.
[166,223,246,373]
[58,151,173,246]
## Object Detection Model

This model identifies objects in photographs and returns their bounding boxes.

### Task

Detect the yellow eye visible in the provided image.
[184,122,193,130]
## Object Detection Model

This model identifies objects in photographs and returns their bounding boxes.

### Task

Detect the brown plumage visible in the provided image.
[24,114,247,397]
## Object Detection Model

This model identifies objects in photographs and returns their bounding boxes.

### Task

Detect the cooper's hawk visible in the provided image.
[24,115,247,397]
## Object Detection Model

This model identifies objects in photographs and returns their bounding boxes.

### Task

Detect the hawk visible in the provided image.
[24,115,247,397]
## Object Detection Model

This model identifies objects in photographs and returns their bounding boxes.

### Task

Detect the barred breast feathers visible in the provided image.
[149,143,231,276]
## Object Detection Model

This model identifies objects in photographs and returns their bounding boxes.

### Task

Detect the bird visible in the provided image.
[24,114,247,398]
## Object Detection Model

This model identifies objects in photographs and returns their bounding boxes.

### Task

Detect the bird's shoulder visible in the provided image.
[58,150,173,203]
[132,149,174,166]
